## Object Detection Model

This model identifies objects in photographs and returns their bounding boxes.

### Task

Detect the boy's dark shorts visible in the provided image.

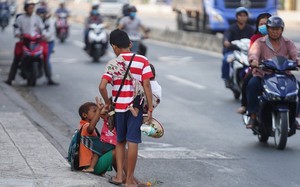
[115,109,143,143]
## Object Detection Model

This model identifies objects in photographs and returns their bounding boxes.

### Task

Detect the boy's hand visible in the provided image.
[95,97,104,109]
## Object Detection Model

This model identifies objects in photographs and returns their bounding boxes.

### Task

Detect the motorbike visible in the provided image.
[9,2,16,16]
[55,12,69,43]
[86,23,108,62]
[242,56,299,150]
[0,8,9,31]
[226,38,250,99]
[128,28,150,56]
[19,34,44,86]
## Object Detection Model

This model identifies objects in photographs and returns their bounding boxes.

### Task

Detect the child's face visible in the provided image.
[85,106,98,121]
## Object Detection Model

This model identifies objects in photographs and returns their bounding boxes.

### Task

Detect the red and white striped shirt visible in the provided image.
[102,52,153,112]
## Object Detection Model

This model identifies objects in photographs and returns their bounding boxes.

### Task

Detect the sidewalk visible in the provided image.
[0,82,114,186]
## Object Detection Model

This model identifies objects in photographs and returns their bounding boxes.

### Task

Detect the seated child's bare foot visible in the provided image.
[82,168,94,173]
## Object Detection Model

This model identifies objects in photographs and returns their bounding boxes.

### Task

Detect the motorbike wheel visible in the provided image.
[274,111,288,150]
[60,37,65,43]
[92,50,101,62]
[233,90,240,100]
[27,62,38,87]
[257,131,269,143]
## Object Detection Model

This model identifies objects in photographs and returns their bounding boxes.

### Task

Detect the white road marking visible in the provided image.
[158,56,193,63]
[166,74,206,90]
[51,57,78,64]
[73,40,85,48]
[139,141,234,160]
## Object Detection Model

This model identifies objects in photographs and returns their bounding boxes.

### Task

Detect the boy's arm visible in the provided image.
[86,97,104,134]
[143,78,153,122]
[99,78,110,106]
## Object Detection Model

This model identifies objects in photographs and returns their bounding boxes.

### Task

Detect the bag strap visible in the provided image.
[95,127,100,137]
[77,126,83,146]
[114,53,136,103]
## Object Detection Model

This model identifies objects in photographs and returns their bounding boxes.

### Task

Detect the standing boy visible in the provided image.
[99,29,153,186]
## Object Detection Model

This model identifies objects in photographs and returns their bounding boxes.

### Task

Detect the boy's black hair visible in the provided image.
[78,102,97,120]
[149,63,155,80]
[109,29,130,49]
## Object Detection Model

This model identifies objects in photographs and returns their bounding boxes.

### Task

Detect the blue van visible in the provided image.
[172,0,278,33]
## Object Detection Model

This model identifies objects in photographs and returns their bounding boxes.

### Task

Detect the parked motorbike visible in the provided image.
[86,23,108,62]
[242,56,299,150]
[226,38,250,99]
[0,8,9,31]
[55,12,69,43]
[19,34,44,86]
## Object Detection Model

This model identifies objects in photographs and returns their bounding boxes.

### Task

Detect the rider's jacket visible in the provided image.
[14,13,45,37]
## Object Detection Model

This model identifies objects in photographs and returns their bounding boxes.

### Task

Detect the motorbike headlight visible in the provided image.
[285,91,298,102]
[263,87,282,101]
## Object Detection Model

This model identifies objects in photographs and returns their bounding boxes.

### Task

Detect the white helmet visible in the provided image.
[92,1,99,8]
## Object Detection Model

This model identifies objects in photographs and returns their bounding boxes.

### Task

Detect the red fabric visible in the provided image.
[250,33,263,48]
[100,119,117,146]
[14,40,48,63]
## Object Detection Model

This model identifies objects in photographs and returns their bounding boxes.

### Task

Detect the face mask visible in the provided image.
[258,25,268,35]
[129,12,136,18]
[91,10,98,15]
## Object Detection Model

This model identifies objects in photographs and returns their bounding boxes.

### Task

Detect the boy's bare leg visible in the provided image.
[82,154,99,172]
[112,141,126,183]
[125,142,138,186]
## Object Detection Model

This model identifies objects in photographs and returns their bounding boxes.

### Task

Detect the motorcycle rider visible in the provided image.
[237,12,272,114]
[4,0,52,86]
[55,0,69,37]
[55,0,69,17]
[221,7,254,88]
[117,5,150,55]
[83,2,104,51]
[246,16,299,129]
[36,7,58,85]
[0,0,10,26]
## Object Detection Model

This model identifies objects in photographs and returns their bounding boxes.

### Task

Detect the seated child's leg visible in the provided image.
[82,153,99,172]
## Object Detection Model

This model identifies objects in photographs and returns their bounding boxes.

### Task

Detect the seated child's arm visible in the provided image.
[87,97,104,134]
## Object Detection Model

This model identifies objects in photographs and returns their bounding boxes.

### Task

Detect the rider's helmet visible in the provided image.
[122,3,131,16]
[235,7,249,17]
[91,1,99,10]
[130,5,137,13]
[24,0,36,11]
[36,7,47,15]
[266,16,285,29]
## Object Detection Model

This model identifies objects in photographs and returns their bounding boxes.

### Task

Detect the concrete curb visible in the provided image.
[148,28,223,53]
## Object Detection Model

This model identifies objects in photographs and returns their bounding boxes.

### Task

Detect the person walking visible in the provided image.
[99,29,153,187]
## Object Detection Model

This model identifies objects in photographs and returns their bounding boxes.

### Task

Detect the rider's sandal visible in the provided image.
[246,118,256,129]
[237,106,246,114]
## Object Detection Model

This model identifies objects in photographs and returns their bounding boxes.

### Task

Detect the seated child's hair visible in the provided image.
[149,64,156,80]
[78,102,97,120]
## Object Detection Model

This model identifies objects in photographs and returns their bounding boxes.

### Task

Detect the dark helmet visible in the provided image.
[36,7,47,15]
[267,16,285,28]
[122,3,131,16]
[24,0,35,11]
[130,5,137,12]
[235,7,249,16]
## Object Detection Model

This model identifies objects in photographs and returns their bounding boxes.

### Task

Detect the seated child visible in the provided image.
[79,97,114,173]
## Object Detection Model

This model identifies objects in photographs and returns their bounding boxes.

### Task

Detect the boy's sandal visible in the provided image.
[108,176,123,186]
[246,118,256,129]
[82,169,94,173]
